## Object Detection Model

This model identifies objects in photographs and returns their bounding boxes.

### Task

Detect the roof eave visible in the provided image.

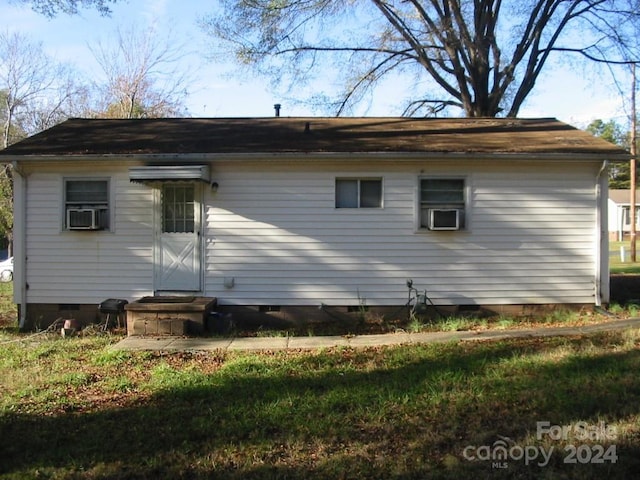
[2,151,631,163]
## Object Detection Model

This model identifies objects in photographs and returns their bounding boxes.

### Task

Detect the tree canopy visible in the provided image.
[587,119,629,147]
[11,0,117,17]
[587,118,634,188]
[204,0,640,117]
[0,31,78,149]
[89,26,192,119]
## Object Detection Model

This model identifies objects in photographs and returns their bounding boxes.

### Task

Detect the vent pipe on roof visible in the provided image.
[274,104,281,117]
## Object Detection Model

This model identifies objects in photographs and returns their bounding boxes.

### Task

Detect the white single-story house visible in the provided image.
[608,189,640,241]
[0,117,630,331]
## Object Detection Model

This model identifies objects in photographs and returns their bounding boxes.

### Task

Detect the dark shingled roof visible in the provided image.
[0,117,630,158]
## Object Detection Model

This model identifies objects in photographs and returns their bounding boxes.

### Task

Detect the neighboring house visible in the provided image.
[608,189,640,241]
[0,117,630,330]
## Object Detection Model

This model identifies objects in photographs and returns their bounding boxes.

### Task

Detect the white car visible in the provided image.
[0,257,13,282]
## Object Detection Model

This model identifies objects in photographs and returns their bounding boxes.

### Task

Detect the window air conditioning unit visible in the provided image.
[428,208,461,231]
[67,208,100,230]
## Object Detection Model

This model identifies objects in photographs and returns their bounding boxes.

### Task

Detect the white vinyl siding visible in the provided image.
[203,159,601,307]
[23,163,154,303]
[20,157,602,308]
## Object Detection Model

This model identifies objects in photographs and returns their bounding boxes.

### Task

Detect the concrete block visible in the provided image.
[131,320,146,336]
[144,319,159,335]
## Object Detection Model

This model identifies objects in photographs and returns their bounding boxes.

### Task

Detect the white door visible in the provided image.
[156,183,201,291]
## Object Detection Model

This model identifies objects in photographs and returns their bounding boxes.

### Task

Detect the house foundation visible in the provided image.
[16,301,605,334]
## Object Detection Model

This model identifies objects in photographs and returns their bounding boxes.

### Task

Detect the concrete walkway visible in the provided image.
[112,317,640,352]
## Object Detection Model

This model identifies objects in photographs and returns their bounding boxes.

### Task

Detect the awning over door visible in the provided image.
[129,165,210,183]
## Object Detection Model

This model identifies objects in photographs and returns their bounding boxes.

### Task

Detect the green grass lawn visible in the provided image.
[610,241,640,274]
[1,324,640,479]
[1,277,640,478]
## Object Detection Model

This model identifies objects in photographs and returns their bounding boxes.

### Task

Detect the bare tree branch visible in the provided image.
[402,98,464,116]
[0,30,72,148]
[89,25,193,118]
[205,0,640,117]
[548,46,639,64]
[10,0,117,17]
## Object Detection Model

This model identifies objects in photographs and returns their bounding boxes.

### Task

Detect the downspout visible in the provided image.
[11,161,27,329]
[595,161,609,307]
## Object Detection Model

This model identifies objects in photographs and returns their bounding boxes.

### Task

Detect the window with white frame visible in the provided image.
[623,206,640,227]
[64,179,110,230]
[419,177,466,230]
[335,178,383,208]
[162,183,195,233]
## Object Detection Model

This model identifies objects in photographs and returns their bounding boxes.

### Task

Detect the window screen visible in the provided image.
[336,178,382,208]
[419,178,466,230]
[162,184,195,233]
[64,179,110,230]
